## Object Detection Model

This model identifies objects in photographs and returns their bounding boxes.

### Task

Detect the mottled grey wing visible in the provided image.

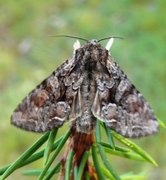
[11,58,82,132]
[92,58,159,138]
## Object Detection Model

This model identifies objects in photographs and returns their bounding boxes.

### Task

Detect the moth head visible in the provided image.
[88,39,99,45]
[73,39,103,59]
[76,39,109,67]
[73,37,118,63]
[89,38,114,51]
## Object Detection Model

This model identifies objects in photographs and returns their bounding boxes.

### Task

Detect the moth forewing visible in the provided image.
[11,39,159,138]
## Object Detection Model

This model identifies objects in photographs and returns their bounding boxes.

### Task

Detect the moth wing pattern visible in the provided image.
[11,58,82,132]
[11,39,159,137]
[92,57,159,138]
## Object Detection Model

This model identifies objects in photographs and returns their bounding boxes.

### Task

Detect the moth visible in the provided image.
[11,37,159,138]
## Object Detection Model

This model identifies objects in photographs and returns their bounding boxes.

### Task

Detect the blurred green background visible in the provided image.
[0,0,165,179]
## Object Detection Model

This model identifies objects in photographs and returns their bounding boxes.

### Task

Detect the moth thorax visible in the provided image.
[91,48,100,61]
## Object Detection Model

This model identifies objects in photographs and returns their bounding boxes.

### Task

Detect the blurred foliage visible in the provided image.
[0,0,165,179]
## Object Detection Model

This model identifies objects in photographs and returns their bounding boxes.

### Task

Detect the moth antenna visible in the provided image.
[48,35,88,42]
[73,40,81,51]
[105,38,114,51]
[98,36,123,42]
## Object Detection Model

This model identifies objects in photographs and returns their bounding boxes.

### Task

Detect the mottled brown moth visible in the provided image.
[11,37,159,138]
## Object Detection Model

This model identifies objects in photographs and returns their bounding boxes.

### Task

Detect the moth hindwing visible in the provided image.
[11,39,159,138]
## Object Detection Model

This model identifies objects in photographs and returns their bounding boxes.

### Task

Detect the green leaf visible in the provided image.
[74,166,78,180]
[22,166,60,177]
[22,169,47,176]
[100,165,116,180]
[44,162,61,180]
[77,151,89,180]
[38,128,71,179]
[91,144,105,180]
[96,120,121,180]
[100,142,145,161]
[157,118,166,128]
[0,132,50,180]
[0,165,10,176]
[43,129,58,165]
[120,172,146,180]
[0,136,63,175]
[65,149,74,180]
[99,142,130,153]
[85,171,90,180]
[111,131,158,166]
[104,124,115,149]
[97,145,121,180]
